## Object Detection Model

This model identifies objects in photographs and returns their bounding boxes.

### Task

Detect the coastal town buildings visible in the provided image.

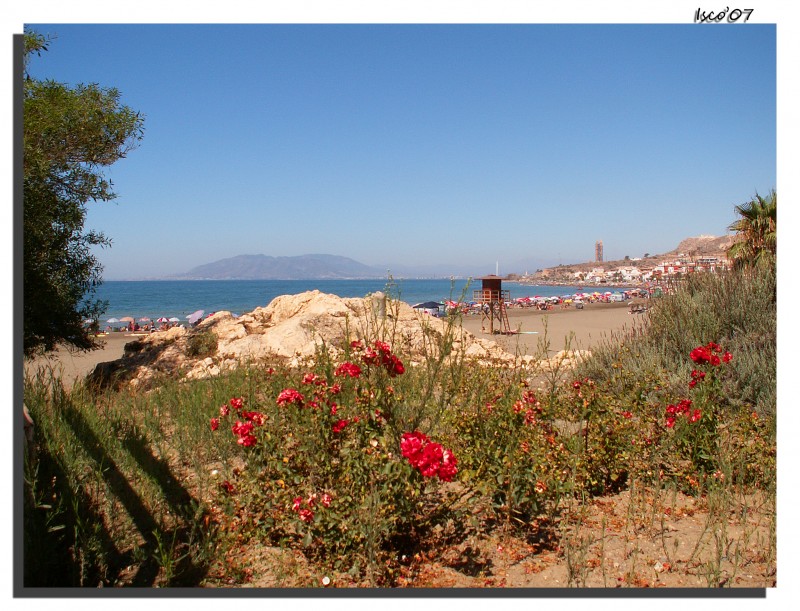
[521,254,730,287]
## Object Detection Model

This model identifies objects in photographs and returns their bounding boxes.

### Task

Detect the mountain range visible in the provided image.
[171,236,734,280]
[174,254,385,280]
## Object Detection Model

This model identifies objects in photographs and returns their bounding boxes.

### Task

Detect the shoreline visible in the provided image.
[24,302,643,389]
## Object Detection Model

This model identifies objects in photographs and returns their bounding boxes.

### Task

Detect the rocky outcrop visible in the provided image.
[87,290,588,390]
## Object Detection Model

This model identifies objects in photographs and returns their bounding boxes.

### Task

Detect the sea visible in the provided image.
[90,279,588,324]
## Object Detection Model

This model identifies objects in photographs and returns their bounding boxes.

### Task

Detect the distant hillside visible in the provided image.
[669,235,735,256]
[535,234,735,275]
[175,254,385,280]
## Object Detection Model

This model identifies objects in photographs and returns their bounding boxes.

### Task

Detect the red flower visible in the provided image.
[438,448,458,482]
[292,496,303,511]
[302,373,320,385]
[374,340,391,354]
[350,340,363,350]
[220,404,230,417]
[229,397,243,411]
[362,348,380,367]
[676,399,692,415]
[210,417,220,431]
[621,411,632,419]
[232,420,253,436]
[401,431,457,481]
[332,419,349,433]
[334,362,363,378]
[384,353,405,376]
[689,369,706,388]
[665,416,676,429]
[722,351,733,363]
[690,346,712,364]
[232,421,257,446]
[276,388,305,407]
[241,411,266,425]
[417,443,444,477]
[237,434,257,447]
[400,431,429,461]
[320,493,332,508]
[689,409,702,423]
[298,508,314,523]
[220,481,236,494]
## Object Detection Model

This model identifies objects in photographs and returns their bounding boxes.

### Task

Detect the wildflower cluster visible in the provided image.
[210,396,268,447]
[689,342,733,367]
[664,398,699,428]
[291,492,332,524]
[512,389,542,425]
[353,340,405,377]
[400,431,458,482]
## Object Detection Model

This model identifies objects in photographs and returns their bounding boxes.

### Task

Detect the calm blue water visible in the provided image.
[89,279,587,323]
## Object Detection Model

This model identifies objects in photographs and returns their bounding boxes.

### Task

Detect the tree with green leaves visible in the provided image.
[23,31,145,357]
[726,189,776,271]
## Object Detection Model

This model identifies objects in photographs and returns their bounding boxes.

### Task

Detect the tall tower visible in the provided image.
[595,240,604,263]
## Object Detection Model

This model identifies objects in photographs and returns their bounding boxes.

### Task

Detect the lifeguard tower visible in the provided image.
[473,275,511,334]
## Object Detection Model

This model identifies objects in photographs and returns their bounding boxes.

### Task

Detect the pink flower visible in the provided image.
[320,493,332,508]
[220,404,230,417]
[298,509,314,523]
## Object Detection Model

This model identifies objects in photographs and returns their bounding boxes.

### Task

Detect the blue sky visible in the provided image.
[22,17,777,279]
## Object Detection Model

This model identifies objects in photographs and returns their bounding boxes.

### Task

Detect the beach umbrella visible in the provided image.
[187,310,205,324]
[120,316,135,323]
[138,317,151,323]
[106,317,120,323]
[169,317,180,322]
[156,317,170,323]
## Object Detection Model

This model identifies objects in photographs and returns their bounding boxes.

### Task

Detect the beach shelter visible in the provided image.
[187,310,205,325]
[106,317,120,323]
[119,317,135,323]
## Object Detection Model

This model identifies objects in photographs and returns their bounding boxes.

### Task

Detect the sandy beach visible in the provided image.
[24,302,645,389]
[24,332,146,389]
[460,300,645,358]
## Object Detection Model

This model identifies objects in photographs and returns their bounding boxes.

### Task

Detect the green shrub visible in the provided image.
[186,330,218,358]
